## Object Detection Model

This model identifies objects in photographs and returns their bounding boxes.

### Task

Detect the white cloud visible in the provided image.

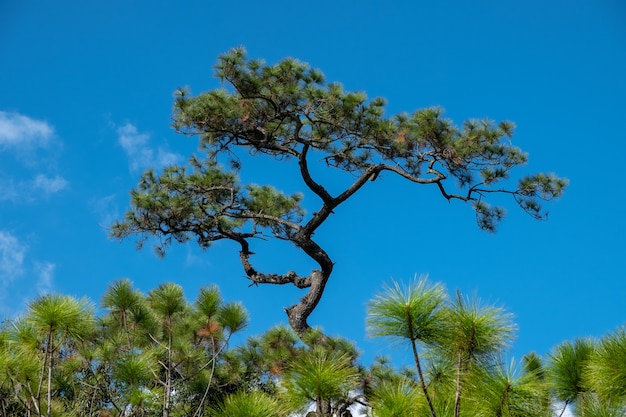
[0,175,68,202]
[156,147,181,167]
[33,174,68,195]
[0,232,59,315]
[35,262,55,294]
[0,231,26,285]
[0,111,66,203]
[117,122,181,172]
[0,111,54,150]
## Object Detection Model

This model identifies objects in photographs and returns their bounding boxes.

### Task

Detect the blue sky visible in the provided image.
[1,0,625,366]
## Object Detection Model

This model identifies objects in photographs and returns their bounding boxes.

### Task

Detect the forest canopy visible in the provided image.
[1,278,624,416]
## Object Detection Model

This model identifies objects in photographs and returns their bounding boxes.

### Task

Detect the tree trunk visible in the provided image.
[454,351,463,417]
[238,235,333,341]
[320,399,331,416]
[285,270,329,338]
[45,328,54,417]
[163,319,172,417]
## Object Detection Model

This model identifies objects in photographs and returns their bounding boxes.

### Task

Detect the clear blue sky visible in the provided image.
[1,0,625,365]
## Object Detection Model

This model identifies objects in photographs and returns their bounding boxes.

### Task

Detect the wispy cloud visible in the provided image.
[116,122,181,172]
[0,231,27,316]
[35,262,55,295]
[0,231,59,315]
[0,111,54,150]
[0,174,68,202]
[0,231,26,285]
[33,174,68,195]
[0,111,67,202]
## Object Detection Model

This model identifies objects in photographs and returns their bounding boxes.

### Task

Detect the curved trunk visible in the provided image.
[285,270,330,337]
[236,228,334,340]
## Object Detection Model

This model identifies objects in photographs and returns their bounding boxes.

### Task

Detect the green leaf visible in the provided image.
[366,276,447,345]
[218,302,248,333]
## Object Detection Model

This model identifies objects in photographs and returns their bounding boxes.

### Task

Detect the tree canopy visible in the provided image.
[2,278,625,416]
[111,47,567,337]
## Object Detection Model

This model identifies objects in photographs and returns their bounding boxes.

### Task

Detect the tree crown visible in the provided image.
[111,48,567,337]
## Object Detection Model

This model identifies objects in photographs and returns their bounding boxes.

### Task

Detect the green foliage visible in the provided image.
[111,158,250,256]
[281,346,361,415]
[365,279,626,417]
[148,282,186,318]
[547,338,596,405]
[466,360,550,417]
[216,301,248,334]
[366,278,530,417]
[585,328,626,404]
[171,48,567,229]
[113,352,156,386]
[441,291,516,368]
[110,154,306,258]
[576,395,626,417]
[194,284,222,317]
[368,378,423,417]
[28,293,94,341]
[20,294,96,416]
[209,390,287,417]
[244,184,304,234]
[367,277,447,345]
[1,278,626,416]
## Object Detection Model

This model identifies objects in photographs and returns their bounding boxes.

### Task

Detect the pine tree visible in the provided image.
[112,48,567,339]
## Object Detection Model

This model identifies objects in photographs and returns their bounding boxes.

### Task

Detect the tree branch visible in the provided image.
[299,143,333,203]
[236,211,302,232]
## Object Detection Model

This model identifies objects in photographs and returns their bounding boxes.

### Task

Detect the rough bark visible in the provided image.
[236,230,333,338]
